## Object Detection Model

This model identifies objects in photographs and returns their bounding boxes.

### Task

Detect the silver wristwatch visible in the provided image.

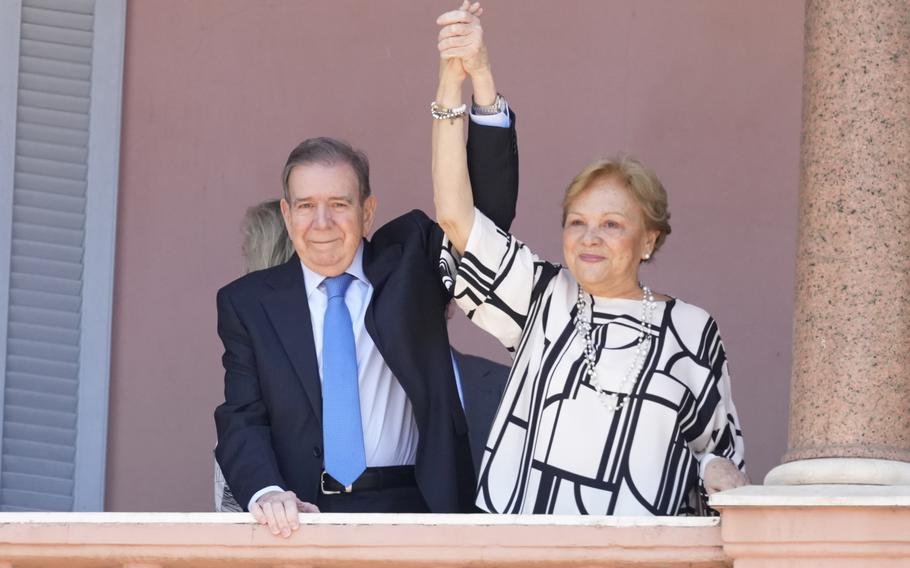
[471,93,505,115]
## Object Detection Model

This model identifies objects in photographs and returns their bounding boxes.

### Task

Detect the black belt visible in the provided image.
[320,466,416,495]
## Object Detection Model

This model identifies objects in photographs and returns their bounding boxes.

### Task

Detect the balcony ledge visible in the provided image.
[0,512,725,567]
[710,485,910,566]
[2,485,908,567]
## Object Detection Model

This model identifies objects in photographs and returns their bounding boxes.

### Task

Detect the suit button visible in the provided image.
[313,446,322,458]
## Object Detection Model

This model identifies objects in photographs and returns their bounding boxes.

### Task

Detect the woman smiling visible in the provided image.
[432,4,747,515]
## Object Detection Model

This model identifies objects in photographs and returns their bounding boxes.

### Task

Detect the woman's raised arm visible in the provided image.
[432,2,496,253]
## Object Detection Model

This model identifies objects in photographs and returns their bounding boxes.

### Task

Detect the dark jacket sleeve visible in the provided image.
[467,109,518,232]
[214,285,286,510]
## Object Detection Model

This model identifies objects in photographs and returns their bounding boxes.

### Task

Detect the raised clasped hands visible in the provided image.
[250,489,319,538]
[437,1,489,85]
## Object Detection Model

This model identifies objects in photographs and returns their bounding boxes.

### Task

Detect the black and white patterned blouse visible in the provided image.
[441,210,745,515]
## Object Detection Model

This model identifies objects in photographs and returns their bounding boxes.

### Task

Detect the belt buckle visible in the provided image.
[321,471,353,495]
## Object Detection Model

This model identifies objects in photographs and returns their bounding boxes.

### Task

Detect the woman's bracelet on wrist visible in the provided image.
[430,101,467,122]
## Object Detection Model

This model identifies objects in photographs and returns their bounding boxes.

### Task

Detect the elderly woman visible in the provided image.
[432,5,747,515]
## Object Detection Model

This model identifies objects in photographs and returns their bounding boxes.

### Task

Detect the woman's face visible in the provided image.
[562,178,658,297]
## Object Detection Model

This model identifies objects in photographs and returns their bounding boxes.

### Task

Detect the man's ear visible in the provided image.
[280,197,291,227]
[361,195,377,236]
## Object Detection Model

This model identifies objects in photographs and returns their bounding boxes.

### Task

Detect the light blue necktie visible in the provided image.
[321,273,366,486]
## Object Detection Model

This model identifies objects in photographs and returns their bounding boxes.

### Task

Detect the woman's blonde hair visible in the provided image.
[241,199,295,273]
[561,155,671,259]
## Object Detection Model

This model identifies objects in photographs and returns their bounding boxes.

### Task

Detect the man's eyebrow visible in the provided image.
[290,195,355,205]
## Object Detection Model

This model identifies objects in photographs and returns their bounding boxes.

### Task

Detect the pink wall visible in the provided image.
[107,0,804,511]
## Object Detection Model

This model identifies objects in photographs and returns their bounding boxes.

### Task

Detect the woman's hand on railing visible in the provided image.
[704,458,749,495]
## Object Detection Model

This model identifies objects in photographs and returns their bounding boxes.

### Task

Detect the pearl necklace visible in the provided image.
[575,284,656,411]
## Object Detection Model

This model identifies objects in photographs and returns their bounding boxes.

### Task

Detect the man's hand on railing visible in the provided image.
[250,490,319,538]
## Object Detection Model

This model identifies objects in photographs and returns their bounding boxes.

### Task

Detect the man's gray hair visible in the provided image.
[281,137,371,203]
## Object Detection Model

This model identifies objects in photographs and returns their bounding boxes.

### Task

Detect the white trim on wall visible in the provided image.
[73,0,127,512]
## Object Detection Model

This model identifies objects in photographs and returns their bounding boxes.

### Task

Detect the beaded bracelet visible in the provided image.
[430,101,467,122]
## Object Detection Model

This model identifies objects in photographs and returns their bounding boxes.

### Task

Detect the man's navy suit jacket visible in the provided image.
[454,350,509,477]
[215,115,518,513]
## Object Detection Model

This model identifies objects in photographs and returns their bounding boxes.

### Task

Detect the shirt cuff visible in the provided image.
[462,208,498,261]
[451,209,505,309]
[248,485,284,512]
[469,100,511,128]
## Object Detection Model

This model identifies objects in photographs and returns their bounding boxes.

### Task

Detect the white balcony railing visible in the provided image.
[0,486,908,567]
[0,512,725,567]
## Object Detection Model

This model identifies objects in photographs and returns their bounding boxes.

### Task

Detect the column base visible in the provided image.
[764,457,910,485]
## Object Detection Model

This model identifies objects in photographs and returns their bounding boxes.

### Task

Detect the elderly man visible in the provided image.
[214,4,515,537]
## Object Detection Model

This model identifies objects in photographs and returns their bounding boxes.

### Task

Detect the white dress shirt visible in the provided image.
[301,244,419,469]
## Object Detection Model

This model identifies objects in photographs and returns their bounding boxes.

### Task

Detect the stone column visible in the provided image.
[765,0,910,485]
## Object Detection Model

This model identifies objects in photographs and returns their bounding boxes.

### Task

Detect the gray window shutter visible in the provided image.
[0,0,125,511]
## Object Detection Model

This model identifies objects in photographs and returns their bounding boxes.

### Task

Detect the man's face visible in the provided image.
[280,162,376,277]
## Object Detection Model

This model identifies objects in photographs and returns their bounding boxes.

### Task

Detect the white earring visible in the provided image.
[643,252,651,260]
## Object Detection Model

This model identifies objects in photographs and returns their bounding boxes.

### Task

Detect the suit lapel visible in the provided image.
[362,239,401,295]
[362,239,402,351]
[261,255,323,424]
